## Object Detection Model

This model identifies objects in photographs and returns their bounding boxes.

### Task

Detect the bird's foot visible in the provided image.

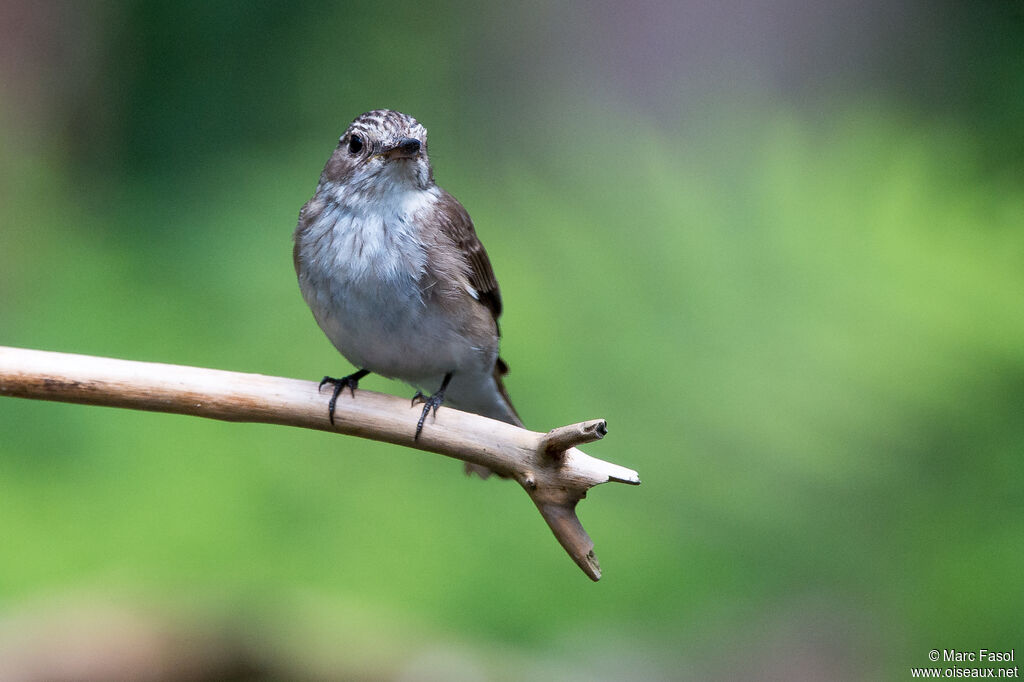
[318,369,370,425]
[411,372,452,440]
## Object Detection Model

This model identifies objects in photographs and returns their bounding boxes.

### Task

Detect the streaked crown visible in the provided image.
[321,109,433,190]
[345,110,427,149]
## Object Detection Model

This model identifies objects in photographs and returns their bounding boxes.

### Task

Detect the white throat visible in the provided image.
[305,180,440,283]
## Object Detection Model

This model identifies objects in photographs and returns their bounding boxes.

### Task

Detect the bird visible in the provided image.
[292,109,521,477]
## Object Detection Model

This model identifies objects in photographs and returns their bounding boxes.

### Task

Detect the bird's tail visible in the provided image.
[491,356,522,426]
[463,357,521,479]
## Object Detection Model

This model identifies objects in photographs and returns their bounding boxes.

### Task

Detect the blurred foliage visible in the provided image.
[1,2,1023,679]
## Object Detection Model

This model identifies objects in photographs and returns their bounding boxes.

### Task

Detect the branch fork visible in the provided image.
[0,346,640,580]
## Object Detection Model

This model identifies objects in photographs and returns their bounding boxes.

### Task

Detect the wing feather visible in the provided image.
[435,189,503,322]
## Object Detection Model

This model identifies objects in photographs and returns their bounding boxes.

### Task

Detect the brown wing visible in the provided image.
[437,188,523,450]
[435,189,503,322]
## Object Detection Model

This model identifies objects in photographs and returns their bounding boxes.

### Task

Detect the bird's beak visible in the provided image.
[373,138,422,160]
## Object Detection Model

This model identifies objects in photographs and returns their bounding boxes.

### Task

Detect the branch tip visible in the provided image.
[610,471,642,486]
[542,419,608,455]
[534,499,602,581]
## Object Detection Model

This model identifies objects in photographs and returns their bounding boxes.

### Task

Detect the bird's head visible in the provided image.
[322,109,433,193]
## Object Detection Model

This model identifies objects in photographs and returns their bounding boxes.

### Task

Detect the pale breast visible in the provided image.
[295,185,495,382]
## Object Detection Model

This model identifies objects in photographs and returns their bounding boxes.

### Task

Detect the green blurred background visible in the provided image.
[1,1,1022,679]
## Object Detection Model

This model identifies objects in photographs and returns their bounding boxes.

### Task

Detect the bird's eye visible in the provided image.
[348,135,363,155]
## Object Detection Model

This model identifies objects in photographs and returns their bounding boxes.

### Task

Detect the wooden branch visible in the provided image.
[0,346,640,581]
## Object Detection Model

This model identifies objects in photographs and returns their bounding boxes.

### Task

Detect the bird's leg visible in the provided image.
[411,372,453,440]
[319,369,370,425]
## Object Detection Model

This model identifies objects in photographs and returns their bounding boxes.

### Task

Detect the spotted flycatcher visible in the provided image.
[293,110,521,476]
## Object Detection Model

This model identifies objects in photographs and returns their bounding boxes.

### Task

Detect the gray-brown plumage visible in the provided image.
[293,110,521,476]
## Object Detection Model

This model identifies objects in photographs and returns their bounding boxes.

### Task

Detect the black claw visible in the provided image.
[327,382,344,425]
[318,369,370,425]
[413,372,452,440]
[414,394,444,438]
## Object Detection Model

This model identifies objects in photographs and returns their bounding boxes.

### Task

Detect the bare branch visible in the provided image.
[0,346,640,580]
